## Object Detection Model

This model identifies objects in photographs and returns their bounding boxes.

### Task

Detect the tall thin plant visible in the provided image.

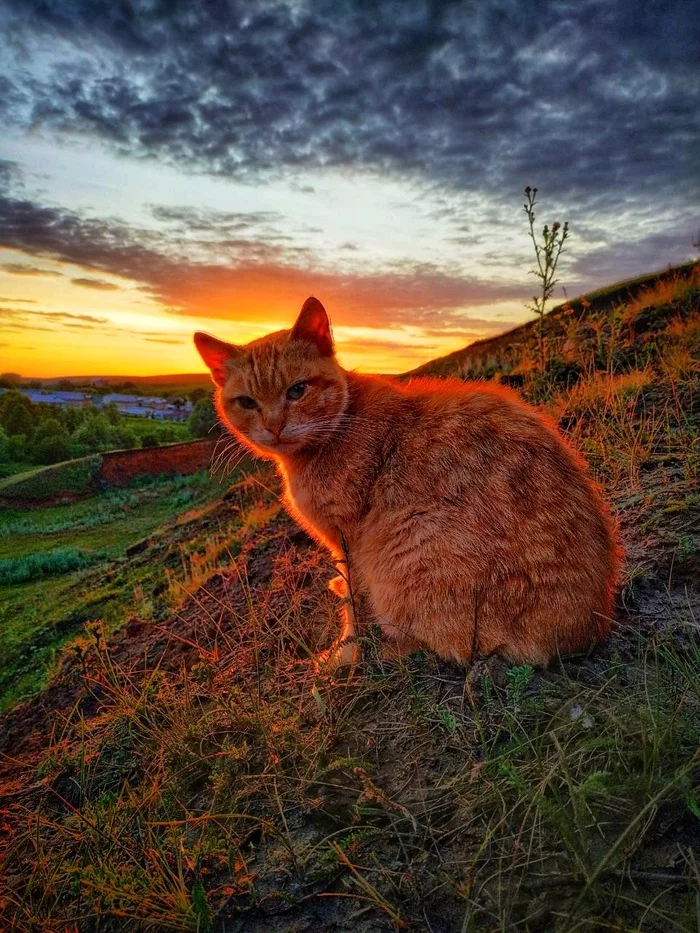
[524,186,570,374]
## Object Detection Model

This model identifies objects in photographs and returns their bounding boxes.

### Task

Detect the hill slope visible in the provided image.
[403,261,698,381]
[1,264,699,933]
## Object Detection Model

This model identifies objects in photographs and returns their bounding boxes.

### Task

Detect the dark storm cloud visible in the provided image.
[1,0,698,217]
[71,277,120,290]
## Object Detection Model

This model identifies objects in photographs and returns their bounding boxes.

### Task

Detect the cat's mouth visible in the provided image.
[254,425,324,453]
[256,433,301,451]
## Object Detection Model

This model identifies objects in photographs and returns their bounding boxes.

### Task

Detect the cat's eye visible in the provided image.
[286,381,307,401]
[236,396,258,410]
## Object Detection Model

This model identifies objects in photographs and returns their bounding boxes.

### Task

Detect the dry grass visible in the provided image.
[555,369,662,489]
[3,575,700,932]
[623,266,700,325]
[1,272,699,932]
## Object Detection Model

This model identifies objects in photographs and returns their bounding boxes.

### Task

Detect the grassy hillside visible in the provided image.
[0,465,260,711]
[0,454,104,501]
[404,261,698,382]
[0,265,699,932]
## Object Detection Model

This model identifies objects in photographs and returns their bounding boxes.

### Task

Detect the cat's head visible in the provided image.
[194,297,348,458]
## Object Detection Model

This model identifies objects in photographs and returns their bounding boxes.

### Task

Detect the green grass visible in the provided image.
[0,547,104,586]
[0,460,35,479]
[0,454,102,501]
[0,470,249,710]
[0,264,698,932]
[3,577,699,931]
[122,415,191,443]
[0,473,221,559]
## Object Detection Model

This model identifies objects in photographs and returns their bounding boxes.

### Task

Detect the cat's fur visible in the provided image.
[194,297,621,671]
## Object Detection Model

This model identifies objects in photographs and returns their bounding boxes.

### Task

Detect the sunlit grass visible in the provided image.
[0,471,252,710]
[3,580,700,931]
[1,268,699,931]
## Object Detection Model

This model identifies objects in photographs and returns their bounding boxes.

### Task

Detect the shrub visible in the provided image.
[33,417,66,444]
[110,427,138,450]
[0,548,102,585]
[0,391,35,437]
[189,396,220,438]
[6,434,27,462]
[72,413,112,452]
[33,434,74,465]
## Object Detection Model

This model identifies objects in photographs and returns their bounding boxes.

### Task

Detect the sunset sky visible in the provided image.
[0,0,698,377]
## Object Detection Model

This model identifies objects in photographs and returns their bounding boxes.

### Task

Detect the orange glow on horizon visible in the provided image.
[0,249,521,379]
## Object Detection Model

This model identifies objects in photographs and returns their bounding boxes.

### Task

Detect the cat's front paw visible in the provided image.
[314,636,360,679]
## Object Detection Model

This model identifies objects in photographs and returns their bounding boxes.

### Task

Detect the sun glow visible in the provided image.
[0,136,535,379]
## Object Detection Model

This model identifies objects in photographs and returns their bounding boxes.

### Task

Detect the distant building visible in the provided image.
[95,393,193,421]
[20,390,92,408]
[0,386,192,420]
[96,393,148,407]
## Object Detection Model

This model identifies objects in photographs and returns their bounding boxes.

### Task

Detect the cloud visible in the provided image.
[0,0,696,345]
[2,262,63,277]
[0,184,530,333]
[70,276,119,290]
[0,0,697,225]
[0,296,36,303]
[144,336,187,344]
[149,205,285,234]
[0,306,108,330]
[338,337,440,354]
[0,160,21,188]
[570,229,697,285]
[0,319,55,332]
[40,310,108,324]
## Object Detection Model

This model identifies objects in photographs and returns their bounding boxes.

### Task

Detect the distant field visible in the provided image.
[0,467,251,710]
[123,414,190,441]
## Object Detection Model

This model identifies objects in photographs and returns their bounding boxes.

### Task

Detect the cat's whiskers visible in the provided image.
[210,437,235,474]
[211,438,239,470]
[222,450,249,478]
[210,436,247,481]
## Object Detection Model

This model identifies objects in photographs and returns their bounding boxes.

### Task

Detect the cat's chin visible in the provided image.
[249,436,305,458]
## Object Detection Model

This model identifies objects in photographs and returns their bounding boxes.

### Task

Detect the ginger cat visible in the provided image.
[194,297,621,672]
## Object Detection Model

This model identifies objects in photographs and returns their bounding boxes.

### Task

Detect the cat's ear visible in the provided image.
[290,297,334,357]
[193,332,242,387]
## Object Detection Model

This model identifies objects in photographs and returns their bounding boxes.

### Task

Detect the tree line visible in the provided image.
[0,391,220,468]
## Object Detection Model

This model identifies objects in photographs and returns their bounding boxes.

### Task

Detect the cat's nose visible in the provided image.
[263,416,285,439]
